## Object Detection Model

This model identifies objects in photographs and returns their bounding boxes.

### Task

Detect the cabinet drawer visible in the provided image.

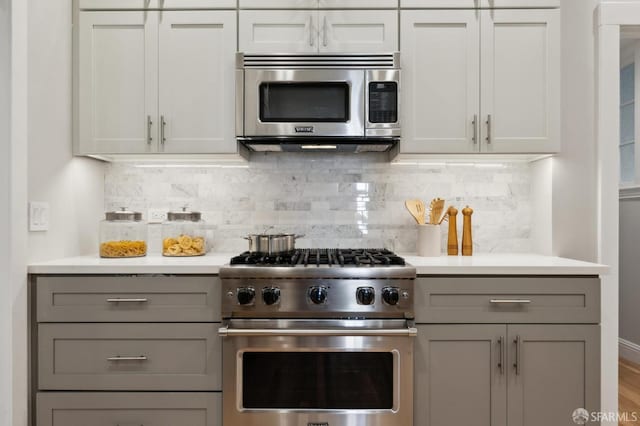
[79,0,236,9]
[37,275,220,322]
[38,323,221,390]
[37,392,221,426]
[239,0,318,8]
[415,277,600,324]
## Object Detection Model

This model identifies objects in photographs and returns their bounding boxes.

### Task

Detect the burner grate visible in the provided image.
[229,249,406,267]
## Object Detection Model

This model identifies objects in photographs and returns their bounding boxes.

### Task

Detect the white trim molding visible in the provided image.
[620,185,640,200]
[620,338,640,365]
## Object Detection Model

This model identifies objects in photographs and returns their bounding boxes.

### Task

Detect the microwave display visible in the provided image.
[369,82,397,124]
[260,82,350,123]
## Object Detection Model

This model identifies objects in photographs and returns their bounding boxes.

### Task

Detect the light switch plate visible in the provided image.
[147,209,167,224]
[29,201,50,232]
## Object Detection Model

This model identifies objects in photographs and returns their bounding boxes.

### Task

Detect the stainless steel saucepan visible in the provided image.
[245,230,304,254]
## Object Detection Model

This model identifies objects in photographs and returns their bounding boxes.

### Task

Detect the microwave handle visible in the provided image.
[219,326,418,338]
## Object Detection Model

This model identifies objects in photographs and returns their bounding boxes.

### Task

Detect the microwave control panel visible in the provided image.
[368,82,398,124]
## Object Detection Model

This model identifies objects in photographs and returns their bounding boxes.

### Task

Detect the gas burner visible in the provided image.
[229,248,406,267]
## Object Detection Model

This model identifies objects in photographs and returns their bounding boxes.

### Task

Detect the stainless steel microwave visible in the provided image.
[235,52,401,153]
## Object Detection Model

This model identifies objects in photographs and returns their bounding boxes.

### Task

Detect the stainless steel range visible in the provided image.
[219,248,416,426]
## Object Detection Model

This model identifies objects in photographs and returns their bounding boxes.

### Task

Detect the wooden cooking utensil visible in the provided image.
[429,198,445,225]
[405,199,425,225]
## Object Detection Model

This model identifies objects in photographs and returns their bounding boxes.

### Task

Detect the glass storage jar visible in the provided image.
[162,208,207,257]
[99,208,147,258]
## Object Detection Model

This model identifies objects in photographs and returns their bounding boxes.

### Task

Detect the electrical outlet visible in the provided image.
[147,209,167,224]
[29,201,50,232]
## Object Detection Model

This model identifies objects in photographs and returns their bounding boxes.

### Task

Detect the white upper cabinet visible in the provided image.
[319,0,398,8]
[158,11,237,154]
[480,9,560,153]
[320,10,398,53]
[79,0,236,9]
[400,8,559,154]
[240,10,398,54]
[239,10,318,53]
[239,0,318,8]
[400,10,480,153]
[78,11,158,154]
[400,0,559,8]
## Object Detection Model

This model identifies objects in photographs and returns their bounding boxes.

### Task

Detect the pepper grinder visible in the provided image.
[461,206,474,256]
[447,206,459,256]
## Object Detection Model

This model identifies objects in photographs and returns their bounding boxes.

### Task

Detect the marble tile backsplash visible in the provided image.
[104,153,533,254]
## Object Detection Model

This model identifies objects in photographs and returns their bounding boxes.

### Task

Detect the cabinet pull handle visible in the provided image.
[490,299,531,304]
[323,16,328,47]
[107,298,149,303]
[486,114,492,144]
[513,335,521,375]
[498,336,504,375]
[309,16,314,47]
[146,115,153,145]
[107,356,148,361]
[161,115,166,147]
[472,114,478,144]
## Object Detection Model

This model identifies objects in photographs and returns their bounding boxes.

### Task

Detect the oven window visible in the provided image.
[242,352,393,409]
[259,83,350,122]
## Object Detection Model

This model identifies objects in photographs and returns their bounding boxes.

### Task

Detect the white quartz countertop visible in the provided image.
[27,253,608,276]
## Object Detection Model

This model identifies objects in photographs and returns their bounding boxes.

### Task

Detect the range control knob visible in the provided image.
[356,287,375,305]
[237,287,256,305]
[382,287,400,306]
[262,287,281,306]
[309,286,328,305]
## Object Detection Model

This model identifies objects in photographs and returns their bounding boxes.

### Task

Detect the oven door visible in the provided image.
[220,319,415,426]
[243,69,365,138]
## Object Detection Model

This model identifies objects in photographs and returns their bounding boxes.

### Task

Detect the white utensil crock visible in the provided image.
[417,224,441,257]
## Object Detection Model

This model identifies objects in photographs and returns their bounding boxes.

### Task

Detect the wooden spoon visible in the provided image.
[429,198,445,225]
[405,199,426,225]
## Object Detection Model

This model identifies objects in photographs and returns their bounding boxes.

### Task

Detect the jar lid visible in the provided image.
[167,207,202,222]
[105,207,143,221]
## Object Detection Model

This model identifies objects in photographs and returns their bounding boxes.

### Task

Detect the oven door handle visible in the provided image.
[218,326,418,337]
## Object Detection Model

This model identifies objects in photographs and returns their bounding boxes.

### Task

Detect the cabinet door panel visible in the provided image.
[320,10,398,53]
[480,9,560,153]
[80,0,236,8]
[401,0,559,7]
[159,11,237,153]
[478,0,560,7]
[507,325,600,426]
[78,11,157,154]
[239,10,318,53]
[400,10,480,153]
[415,325,507,426]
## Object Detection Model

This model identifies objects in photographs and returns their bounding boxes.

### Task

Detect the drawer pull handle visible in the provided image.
[490,299,531,304]
[107,356,148,362]
[107,298,149,303]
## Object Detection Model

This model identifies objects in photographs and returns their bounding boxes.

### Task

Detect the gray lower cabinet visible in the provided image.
[36,392,221,426]
[38,323,221,390]
[415,324,507,426]
[507,324,600,426]
[32,274,222,426]
[415,324,600,426]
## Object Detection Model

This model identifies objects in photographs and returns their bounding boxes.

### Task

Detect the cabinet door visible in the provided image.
[78,11,158,154]
[480,9,560,153]
[79,0,237,9]
[239,10,318,53]
[478,0,560,7]
[401,0,559,7]
[507,325,600,426]
[319,10,398,53]
[415,325,507,426]
[159,11,237,153]
[400,10,480,153]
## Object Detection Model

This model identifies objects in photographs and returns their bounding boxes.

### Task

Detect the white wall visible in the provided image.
[27,0,104,263]
[554,0,600,263]
[0,0,13,424]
